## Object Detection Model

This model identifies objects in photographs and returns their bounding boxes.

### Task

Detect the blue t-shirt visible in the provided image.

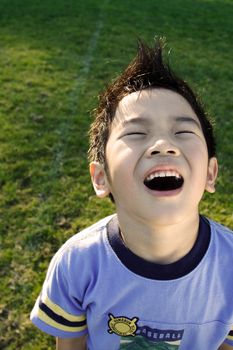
[31,215,233,349]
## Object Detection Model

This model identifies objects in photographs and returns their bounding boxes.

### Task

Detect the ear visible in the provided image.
[205,157,218,193]
[89,162,111,198]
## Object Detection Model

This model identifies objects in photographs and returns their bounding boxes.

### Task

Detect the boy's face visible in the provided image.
[90,88,218,225]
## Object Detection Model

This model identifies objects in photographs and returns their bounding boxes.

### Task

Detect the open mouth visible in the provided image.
[144,170,184,191]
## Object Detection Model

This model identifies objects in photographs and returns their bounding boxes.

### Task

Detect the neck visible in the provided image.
[117,212,200,264]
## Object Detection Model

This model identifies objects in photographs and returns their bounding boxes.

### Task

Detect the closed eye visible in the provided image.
[175,130,195,135]
[125,132,146,136]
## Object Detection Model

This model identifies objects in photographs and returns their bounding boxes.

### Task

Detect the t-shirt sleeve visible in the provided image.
[224,326,233,346]
[30,246,88,338]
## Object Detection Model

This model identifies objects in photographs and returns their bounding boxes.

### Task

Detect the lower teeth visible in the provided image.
[144,176,184,191]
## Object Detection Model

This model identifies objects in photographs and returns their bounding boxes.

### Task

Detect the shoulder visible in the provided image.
[51,214,116,267]
[207,218,233,264]
[62,214,115,247]
[208,218,233,243]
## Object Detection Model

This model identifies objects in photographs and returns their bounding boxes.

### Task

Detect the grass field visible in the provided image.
[0,0,232,349]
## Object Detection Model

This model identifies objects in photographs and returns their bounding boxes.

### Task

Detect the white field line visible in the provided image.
[68,5,106,112]
[79,15,104,77]
[50,2,108,177]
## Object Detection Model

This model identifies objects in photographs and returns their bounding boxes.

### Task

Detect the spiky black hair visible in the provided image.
[88,38,216,168]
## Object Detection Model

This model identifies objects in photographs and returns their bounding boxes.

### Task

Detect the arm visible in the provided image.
[56,335,87,350]
[218,344,233,350]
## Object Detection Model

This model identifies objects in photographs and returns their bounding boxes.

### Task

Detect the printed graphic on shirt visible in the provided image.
[108,314,183,349]
[108,314,139,337]
[120,335,181,349]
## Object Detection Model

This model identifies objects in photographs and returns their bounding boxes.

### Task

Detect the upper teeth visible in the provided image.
[145,170,181,181]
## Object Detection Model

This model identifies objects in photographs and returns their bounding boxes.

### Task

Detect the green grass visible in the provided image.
[0,0,232,348]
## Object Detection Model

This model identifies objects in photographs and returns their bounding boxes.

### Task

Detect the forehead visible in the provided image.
[113,88,200,127]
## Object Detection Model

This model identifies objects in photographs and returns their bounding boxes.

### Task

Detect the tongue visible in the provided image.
[144,176,184,191]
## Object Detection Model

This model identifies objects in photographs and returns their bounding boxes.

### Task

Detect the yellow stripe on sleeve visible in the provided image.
[38,308,87,333]
[227,326,233,340]
[41,292,86,323]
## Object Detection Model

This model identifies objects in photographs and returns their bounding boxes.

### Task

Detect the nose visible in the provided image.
[146,139,180,157]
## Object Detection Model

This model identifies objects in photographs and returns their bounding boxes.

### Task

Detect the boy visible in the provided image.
[31,39,233,350]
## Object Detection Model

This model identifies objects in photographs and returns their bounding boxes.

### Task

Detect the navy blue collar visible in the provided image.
[107,216,211,280]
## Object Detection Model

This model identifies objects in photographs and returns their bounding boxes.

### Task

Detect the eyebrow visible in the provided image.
[120,115,201,128]
[121,116,147,125]
[174,116,201,128]
[120,116,151,128]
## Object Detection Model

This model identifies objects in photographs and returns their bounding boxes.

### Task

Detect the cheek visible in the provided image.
[108,157,133,184]
[189,148,209,186]
[106,148,137,192]
[184,139,208,162]
[106,143,136,172]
